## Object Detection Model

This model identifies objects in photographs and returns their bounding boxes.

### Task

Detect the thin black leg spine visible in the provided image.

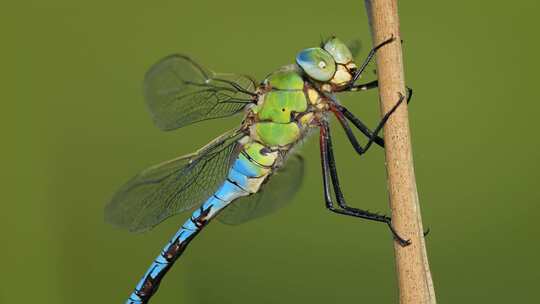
[319,121,411,246]
[350,36,395,85]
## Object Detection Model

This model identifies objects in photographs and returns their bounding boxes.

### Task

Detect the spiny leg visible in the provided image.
[318,123,376,219]
[319,124,335,209]
[349,80,378,92]
[351,36,395,85]
[329,80,410,150]
[406,86,413,104]
[324,91,384,148]
[358,92,405,152]
[331,105,384,148]
[331,107,385,150]
[319,121,410,246]
[345,83,412,138]
[348,81,414,106]
[332,90,406,149]
[343,87,428,238]
[333,92,405,155]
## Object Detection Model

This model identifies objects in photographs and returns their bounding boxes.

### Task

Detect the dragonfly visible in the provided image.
[105,36,411,304]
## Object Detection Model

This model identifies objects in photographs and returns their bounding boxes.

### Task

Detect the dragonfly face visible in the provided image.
[296,37,358,91]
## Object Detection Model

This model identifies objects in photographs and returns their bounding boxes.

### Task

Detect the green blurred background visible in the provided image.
[3,0,539,303]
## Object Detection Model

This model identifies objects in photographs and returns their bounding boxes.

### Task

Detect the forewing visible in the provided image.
[105,129,245,232]
[144,54,257,131]
[217,154,305,225]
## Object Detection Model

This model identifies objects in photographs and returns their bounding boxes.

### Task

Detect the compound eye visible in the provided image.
[296,48,336,82]
[323,37,353,64]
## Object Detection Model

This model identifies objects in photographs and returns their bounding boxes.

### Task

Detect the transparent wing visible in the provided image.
[144,54,257,131]
[105,129,245,232]
[217,154,305,225]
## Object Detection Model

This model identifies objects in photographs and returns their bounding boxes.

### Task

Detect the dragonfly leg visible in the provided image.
[406,86,413,104]
[332,92,405,155]
[348,80,379,92]
[318,121,411,246]
[331,105,385,148]
[348,80,413,106]
[351,35,395,84]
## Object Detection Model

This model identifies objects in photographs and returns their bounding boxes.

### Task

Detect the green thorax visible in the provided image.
[263,66,304,90]
[250,66,311,148]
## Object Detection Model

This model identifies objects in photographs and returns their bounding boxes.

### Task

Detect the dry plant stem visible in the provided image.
[363,0,436,303]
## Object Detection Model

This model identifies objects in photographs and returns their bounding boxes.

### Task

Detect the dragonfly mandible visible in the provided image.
[105,36,411,304]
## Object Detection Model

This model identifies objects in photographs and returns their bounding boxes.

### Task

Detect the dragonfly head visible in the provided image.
[296,37,357,90]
